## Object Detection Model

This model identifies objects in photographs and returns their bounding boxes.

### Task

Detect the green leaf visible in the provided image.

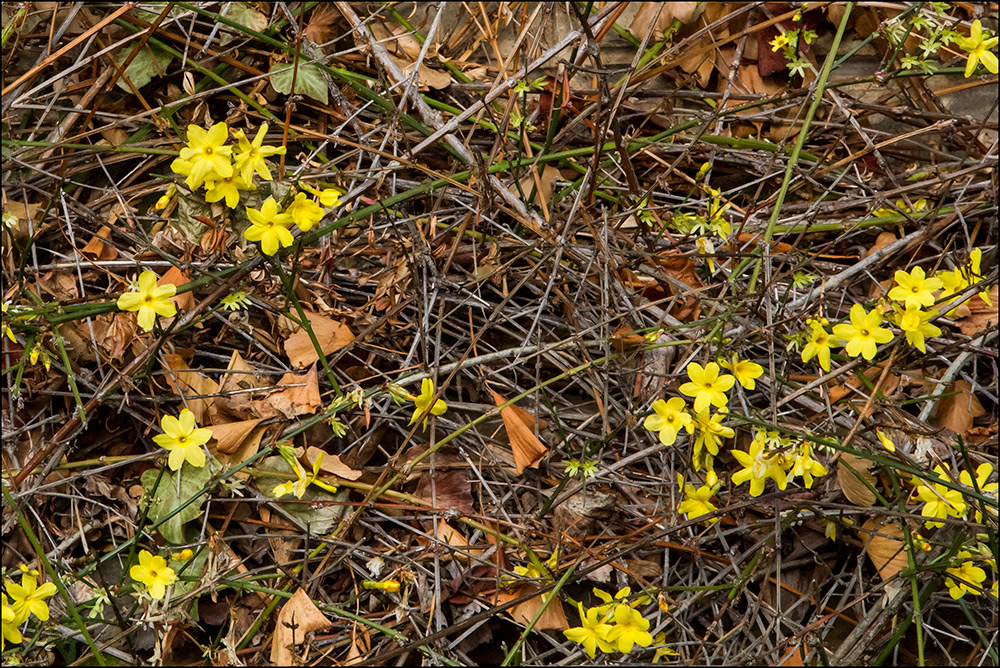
[269,61,328,105]
[221,2,269,45]
[140,461,215,544]
[115,43,173,92]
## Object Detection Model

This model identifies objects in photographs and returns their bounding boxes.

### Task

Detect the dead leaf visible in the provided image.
[270,588,332,665]
[510,164,559,220]
[207,419,263,454]
[610,325,646,352]
[628,2,703,40]
[304,3,339,45]
[269,364,322,417]
[391,54,451,90]
[490,389,548,474]
[493,585,569,630]
[38,271,79,300]
[859,518,907,581]
[934,379,985,439]
[213,351,271,422]
[866,232,897,259]
[837,452,877,507]
[284,311,354,368]
[304,446,362,481]
[161,353,219,423]
[954,286,998,336]
[80,225,118,261]
[159,265,194,312]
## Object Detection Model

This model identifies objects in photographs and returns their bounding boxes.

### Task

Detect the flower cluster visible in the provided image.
[272,449,339,499]
[168,122,341,256]
[769,24,818,78]
[563,587,654,658]
[2,567,57,650]
[912,462,998,529]
[730,429,828,497]
[672,183,732,274]
[797,249,991,369]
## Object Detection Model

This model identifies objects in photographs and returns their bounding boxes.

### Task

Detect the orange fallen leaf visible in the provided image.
[859,518,908,581]
[159,265,195,312]
[270,588,332,665]
[838,452,877,507]
[269,364,322,417]
[207,419,263,454]
[490,389,548,474]
[304,446,362,481]
[80,225,118,261]
[493,585,569,630]
[934,379,985,439]
[954,286,998,336]
[284,311,354,368]
[161,353,218,423]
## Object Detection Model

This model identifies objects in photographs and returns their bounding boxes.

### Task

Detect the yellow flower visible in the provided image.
[692,408,734,468]
[770,32,790,52]
[945,551,987,599]
[6,571,57,624]
[204,171,253,208]
[888,266,943,309]
[286,192,325,231]
[914,464,967,528]
[800,318,833,372]
[895,305,941,354]
[273,451,338,498]
[960,462,999,522]
[130,550,177,600]
[875,430,895,453]
[720,354,764,390]
[409,378,447,430]
[605,603,653,653]
[233,123,286,183]
[968,248,993,306]
[244,197,295,256]
[652,632,680,663]
[2,302,17,343]
[787,443,827,489]
[957,20,999,77]
[2,594,21,651]
[679,361,735,413]
[676,476,719,523]
[564,603,614,658]
[175,122,233,189]
[152,408,211,471]
[831,304,893,360]
[643,397,693,446]
[731,438,788,497]
[116,269,177,332]
[301,183,342,207]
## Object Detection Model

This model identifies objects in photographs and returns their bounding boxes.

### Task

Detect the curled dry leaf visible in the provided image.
[954,285,998,336]
[627,1,703,41]
[161,353,219,423]
[80,225,118,261]
[837,452,877,507]
[284,311,354,368]
[304,445,362,481]
[934,379,985,439]
[207,418,263,455]
[270,588,333,666]
[859,518,908,582]
[268,364,322,417]
[159,265,195,312]
[493,585,569,630]
[490,389,548,474]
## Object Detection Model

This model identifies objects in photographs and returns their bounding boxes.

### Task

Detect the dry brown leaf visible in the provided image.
[490,389,548,474]
[159,266,194,312]
[39,271,79,301]
[628,2,703,40]
[207,419,263,454]
[416,468,474,515]
[270,588,332,665]
[259,507,302,578]
[269,364,322,417]
[213,351,271,422]
[866,232,897,259]
[510,165,559,220]
[493,585,569,630]
[304,446,362,481]
[934,379,985,439]
[284,311,354,368]
[346,627,371,665]
[304,3,339,45]
[954,286,998,336]
[80,225,118,261]
[838,452,877,507]
[859,518,908,581]
[391,54,451,90]
[161,353,218,423]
